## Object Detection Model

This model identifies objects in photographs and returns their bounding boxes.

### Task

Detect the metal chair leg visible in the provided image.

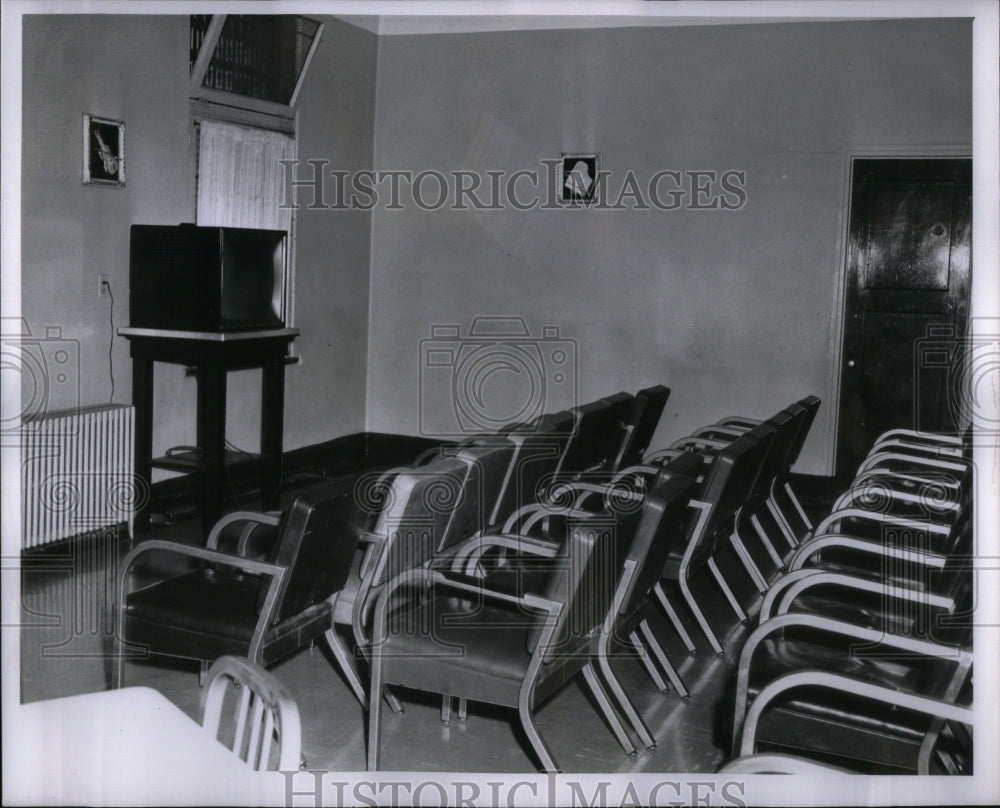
[518,688,560,773]
[729,530,768,594]
[638,619,689,700]
[653,583,696,654]
[708,556,746,623]
[750,513,784,570]
[582,662,637,756]
[324,627,366,706]
[630,630,669,691]
[596,633,656,749]
[678,571,724,655]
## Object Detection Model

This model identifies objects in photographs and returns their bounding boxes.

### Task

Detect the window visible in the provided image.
[189,15,322,329]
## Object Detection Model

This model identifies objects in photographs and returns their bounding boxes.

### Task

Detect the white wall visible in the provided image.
[365,19,972,474]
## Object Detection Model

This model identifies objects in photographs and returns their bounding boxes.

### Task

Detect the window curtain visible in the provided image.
[197,119,295,320]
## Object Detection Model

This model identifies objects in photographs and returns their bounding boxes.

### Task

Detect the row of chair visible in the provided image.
[365,394,826,769]
[112,387,671,696]
[723,428,974,773]
[118,386,868,772]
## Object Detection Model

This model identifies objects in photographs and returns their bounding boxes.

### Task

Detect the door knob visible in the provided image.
[847,359,856,368]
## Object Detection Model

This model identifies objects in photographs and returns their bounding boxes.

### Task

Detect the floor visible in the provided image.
[19,478,773,775]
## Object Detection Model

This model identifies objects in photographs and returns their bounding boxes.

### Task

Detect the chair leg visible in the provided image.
[596,633,656,749]
[112,631,124,689]
[581,662,636,756]
[708,556,746,624]
[384,687,404,715]
[367,651,384,771]
[653,583,696,654]
[784,480,813,535]
[630,630,669,692]
[767,490,799,550]
[457,698,468,720]
[678,571,724,655]
[729,530,768,594]
[441,695,452,724]
[750,513,784,571]
[324,628,367,706]
[199,660,208,687]
[638,619,689,701]
[517,690,560,773]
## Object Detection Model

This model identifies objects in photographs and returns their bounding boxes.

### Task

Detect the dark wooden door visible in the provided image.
[835,158,972,483]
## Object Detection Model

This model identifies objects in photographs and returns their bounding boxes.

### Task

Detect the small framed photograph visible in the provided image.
[560,153,600,204]
[83,114,125,187]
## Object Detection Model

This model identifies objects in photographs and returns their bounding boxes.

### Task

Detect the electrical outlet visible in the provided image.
[98,274,109,298]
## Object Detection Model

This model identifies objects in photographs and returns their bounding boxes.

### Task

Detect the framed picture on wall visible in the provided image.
[83,114,125,187]
[560,153,599,204]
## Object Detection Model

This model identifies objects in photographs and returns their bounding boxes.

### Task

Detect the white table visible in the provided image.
[6,687,276,805]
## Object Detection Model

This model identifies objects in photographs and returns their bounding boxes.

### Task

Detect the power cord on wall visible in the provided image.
[104,279,116,404]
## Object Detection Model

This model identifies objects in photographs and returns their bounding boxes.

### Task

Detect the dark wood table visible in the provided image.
[119,327,299,536]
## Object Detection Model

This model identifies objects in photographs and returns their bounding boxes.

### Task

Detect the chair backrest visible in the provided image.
[558,398,622,478]
[370,455,471,587]
[685,430,774,573]
[785,395,821,470]
[614,384,671,470]
[741,415,795,507]
[618,467,699,619]
[200,655,301,772]
[491,411,575,525]
[437,440,516,551]
[268,479,368,622]
[531,512,621,663]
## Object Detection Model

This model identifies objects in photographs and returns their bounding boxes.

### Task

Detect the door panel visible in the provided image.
[835,158,971,483]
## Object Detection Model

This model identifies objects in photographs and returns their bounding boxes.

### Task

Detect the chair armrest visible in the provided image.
[873,428,963,448]
[715,415,761,430]
[689,424,745,441]
[762,569,953,623]
[370,567,563,649]
[872,438,965,460]
[788,532,949,574]
[448,533,561,576]
[718,752,852,774]
[857,452,969,476]
[206,511,282,551]
[831,485,960,515]
[848,469,962,493]
[811,507,952,540]
[739,669,974,758]
[669,435,728,452]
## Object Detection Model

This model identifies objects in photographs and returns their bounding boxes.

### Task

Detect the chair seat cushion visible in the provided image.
[127,570,262,638]
[743,635,964,770]
[380,592,538,707]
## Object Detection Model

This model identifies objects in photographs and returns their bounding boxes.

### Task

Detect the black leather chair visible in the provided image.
[114,478,363,687]
[367,510,628,772]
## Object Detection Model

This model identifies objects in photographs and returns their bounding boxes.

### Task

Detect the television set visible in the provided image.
[129,224,287,332]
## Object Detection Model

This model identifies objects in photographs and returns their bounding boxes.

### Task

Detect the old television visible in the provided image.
[129,224,287,332]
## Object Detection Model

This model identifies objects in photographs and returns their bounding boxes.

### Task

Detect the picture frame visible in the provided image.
[82,114,125,187]
[559,152,600,204]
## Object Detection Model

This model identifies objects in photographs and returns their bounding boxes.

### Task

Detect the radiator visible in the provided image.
[20,404,137,549]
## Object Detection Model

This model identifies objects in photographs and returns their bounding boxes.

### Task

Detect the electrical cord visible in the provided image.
[104,280,115,403]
